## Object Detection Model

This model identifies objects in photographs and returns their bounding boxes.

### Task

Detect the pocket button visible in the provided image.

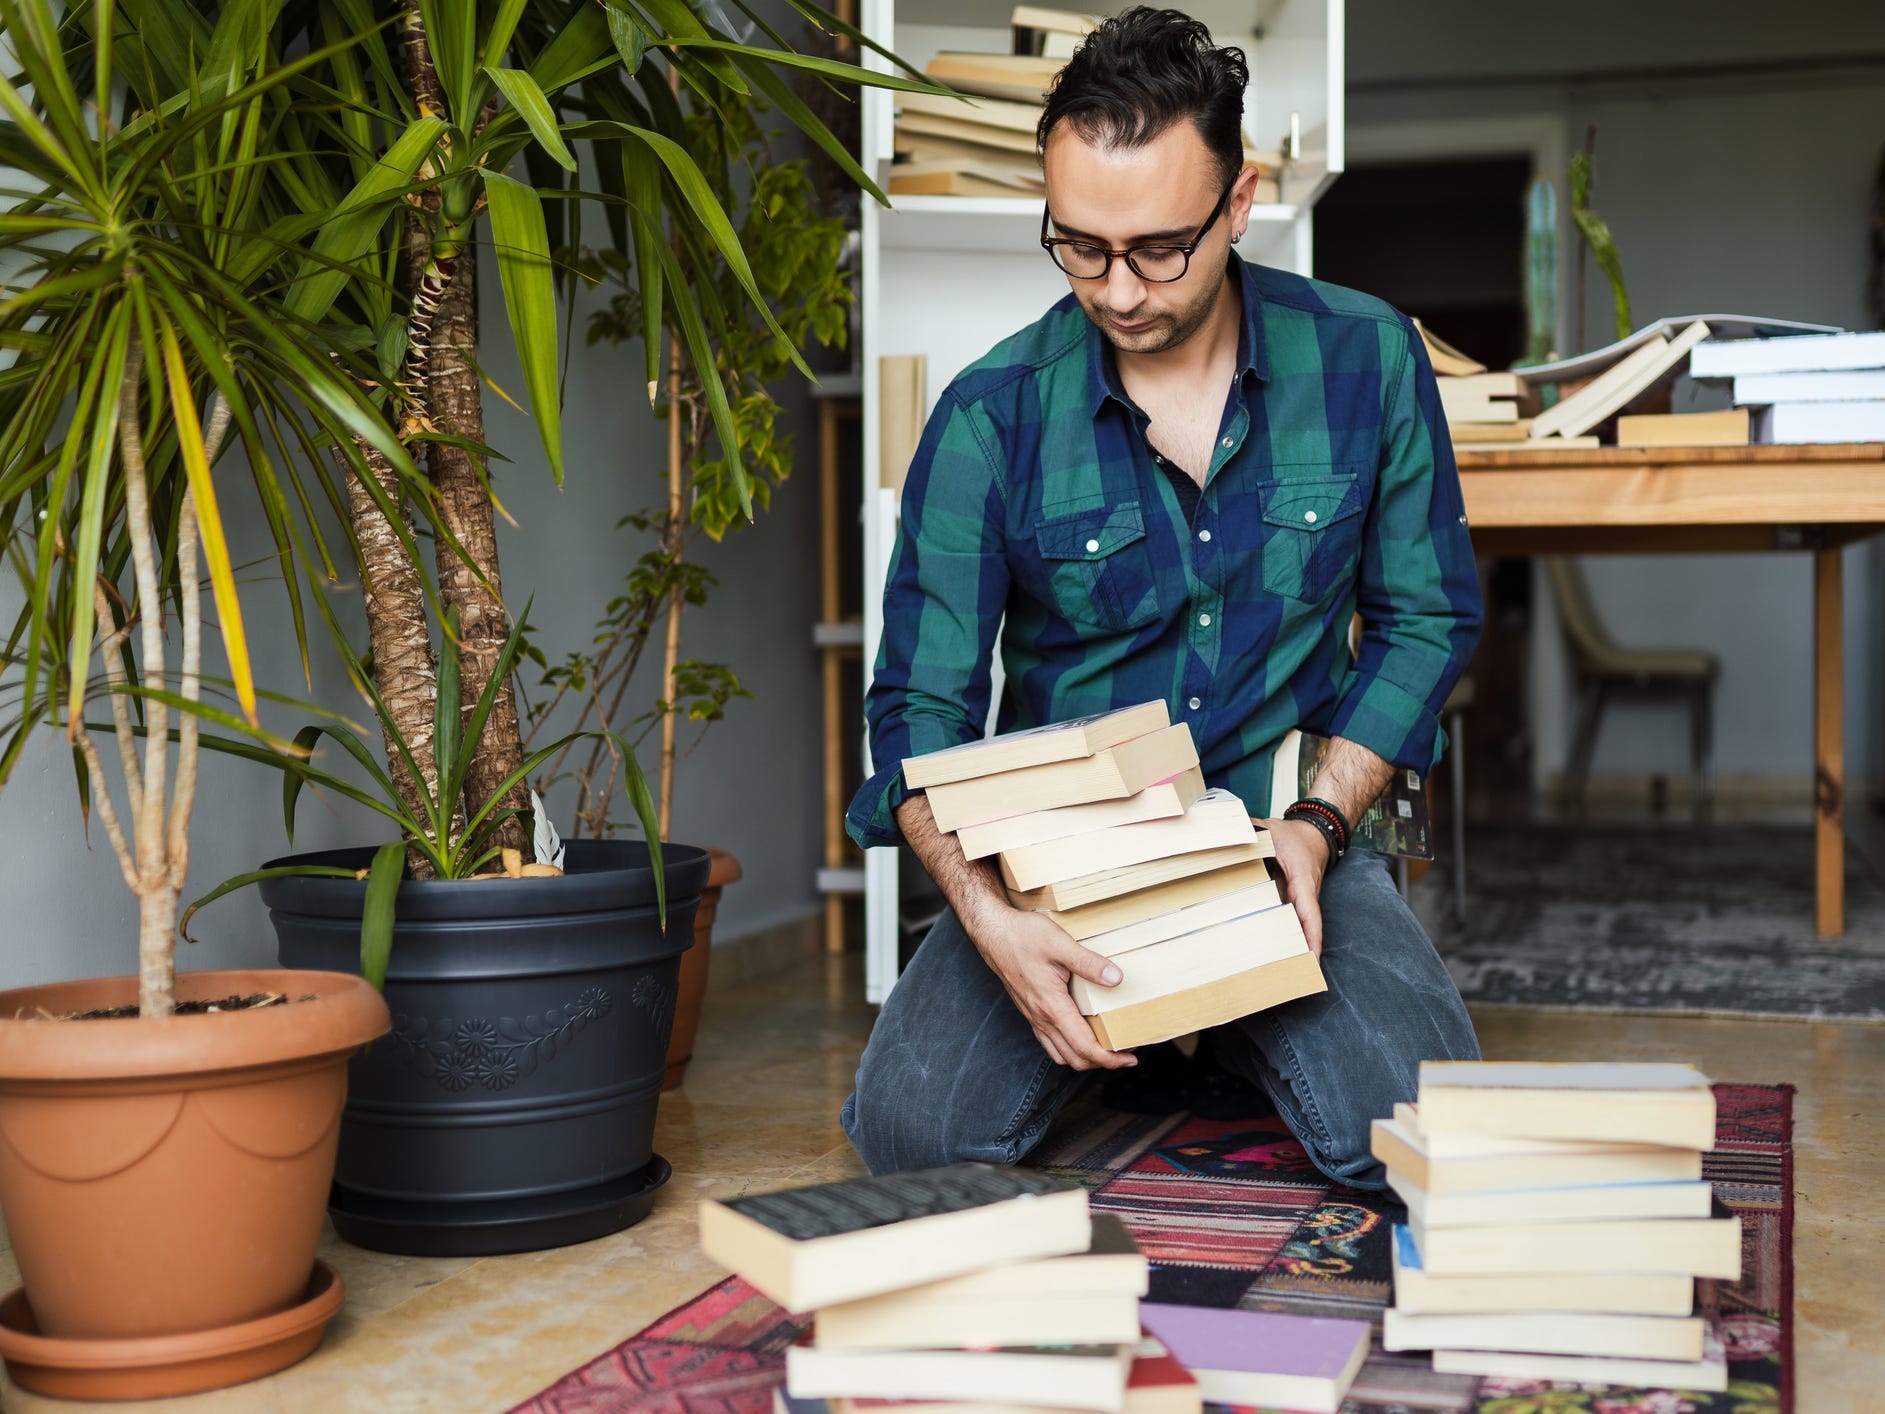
[1304,510,1318,524]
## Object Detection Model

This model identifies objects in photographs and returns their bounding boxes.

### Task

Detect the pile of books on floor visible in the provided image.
[892,7,1280,202]
[699,1161,1373,1414]
[1377,1061,1741,1392]
[1689,327,1885,445]
[903,703,1324,1049]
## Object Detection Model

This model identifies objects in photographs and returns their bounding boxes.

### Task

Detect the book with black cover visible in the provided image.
[700,1163,1091,1311]
[1268,729,1433,860]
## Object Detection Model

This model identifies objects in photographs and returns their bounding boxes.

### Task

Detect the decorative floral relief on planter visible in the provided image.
[389,987,613,1092]
[631,974,676,1057]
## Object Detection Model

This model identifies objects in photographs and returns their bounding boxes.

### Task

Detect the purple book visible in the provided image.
[1138,1304,1370,1414]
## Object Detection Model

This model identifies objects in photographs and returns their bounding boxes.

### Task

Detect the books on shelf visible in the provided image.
[896,110,1039,156]
[1753,400,1885,444]
[1414,1061,1717,1150]
[1137,1304,1370,1414]
[888,162,1045,199]
[1688,327,1885,378]
[1732,368,1885,403]
[926,51,1065,103]
[904,703,1169,790]
[920,723,1200,834]
[899,89,1043,136]
[1383,1308,1705,1363]
[1414,320,1486,377]
[1370,1110,1704,1194]
[1267,728,1433,859]
[878,355,926,497]
[1012,5,1101,58]
[1529,320,1713,440]
[997,788,1259,891]
[698,1163,1089,1311]
[957,767,1207,861]
[1389,1225,1697,1316]
[1614,408,1750,447]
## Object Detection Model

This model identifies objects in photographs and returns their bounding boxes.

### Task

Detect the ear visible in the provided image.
[1230,162,1264,239]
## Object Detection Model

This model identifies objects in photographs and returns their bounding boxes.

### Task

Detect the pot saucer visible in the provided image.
[329,1152,672,1257]
[0,1259,344,1401]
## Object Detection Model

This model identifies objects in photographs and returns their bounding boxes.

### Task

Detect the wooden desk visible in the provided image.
[1455,442,1885,938]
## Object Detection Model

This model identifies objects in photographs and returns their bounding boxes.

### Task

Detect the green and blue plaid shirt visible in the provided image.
[847,254,1481,849]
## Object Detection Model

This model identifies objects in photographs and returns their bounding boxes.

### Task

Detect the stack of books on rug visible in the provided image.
[903,704,1324,1049]
[1688,328,1885,444]
[699,1161,1372,1414]
[1377,1061,1741,1392]
[892,7,1281,202]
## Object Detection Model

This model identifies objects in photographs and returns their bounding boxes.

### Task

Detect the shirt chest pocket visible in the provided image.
[1033,502,1162,633]
[1258,474,1366,603]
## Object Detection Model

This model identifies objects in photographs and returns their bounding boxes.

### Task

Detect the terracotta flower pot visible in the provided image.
[0,968,387,1361]
[662,846,742,1091]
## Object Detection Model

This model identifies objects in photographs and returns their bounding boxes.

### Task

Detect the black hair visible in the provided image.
[1036,8,1248,187]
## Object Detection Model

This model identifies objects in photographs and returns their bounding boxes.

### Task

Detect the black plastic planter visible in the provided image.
[263,839,710,1257]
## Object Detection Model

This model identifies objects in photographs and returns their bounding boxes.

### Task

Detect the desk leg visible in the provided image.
[1814,547,1844,938]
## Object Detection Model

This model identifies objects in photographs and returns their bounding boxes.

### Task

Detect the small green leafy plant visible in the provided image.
[185,604,662,990]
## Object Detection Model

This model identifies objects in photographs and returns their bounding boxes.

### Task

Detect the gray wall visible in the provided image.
[0,230,826,992]
[1346,0,1885,787]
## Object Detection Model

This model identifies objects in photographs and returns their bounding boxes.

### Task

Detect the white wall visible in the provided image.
[1345,0,1885,786]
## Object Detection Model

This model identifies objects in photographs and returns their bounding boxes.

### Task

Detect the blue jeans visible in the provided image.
[840,850,1479,1189]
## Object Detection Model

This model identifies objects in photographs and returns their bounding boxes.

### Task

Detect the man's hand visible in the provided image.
[1258,817,1332,956]
[964,902,1138,1071]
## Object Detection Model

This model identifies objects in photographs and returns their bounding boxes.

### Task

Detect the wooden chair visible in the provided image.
[1545,556,1718,821]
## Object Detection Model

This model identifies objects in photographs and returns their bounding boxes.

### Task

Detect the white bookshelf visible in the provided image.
[857,0,1345,1003]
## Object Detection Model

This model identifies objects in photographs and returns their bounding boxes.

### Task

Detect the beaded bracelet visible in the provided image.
[1284,797,1351,865]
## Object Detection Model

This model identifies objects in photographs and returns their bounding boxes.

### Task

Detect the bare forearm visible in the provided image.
[1308,735,1395,829]
[895,792,1011,935]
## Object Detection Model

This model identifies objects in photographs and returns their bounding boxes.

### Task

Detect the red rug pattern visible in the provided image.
[511,1083,1793,1414]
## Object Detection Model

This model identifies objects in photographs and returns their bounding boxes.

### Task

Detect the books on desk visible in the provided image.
[1379,1061,1737,1393]
[903,708,1321,1049]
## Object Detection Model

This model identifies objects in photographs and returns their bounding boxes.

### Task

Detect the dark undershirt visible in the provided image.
[1157,458,1202,523]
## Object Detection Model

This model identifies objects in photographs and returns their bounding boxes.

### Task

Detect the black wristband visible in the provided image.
[1284,803,1344,866]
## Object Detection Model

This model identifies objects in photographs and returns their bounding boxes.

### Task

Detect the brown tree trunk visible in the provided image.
[345,440,445,878]
[401,4,530,858]
[427,246,531,857]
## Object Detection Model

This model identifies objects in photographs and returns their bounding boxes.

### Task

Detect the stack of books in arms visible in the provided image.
[1688,328,1885,444]
[699,1161,1368,1414]
[1377,1062,1742,1391]
[903,703,1325,1050]
[892,7,1280,202]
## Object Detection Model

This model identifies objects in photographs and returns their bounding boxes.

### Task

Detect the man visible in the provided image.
[841,7,1482,1189]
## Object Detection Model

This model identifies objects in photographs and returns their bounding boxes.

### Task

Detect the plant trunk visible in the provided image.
[657,336,684,842]
[427,245,531,858]
[344,441,444,879]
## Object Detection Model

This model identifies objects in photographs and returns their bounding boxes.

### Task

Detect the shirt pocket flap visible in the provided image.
[1260,476,1364,534]
[1035,502,1148,560]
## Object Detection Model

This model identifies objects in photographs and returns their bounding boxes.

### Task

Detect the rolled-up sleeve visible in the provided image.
[1326,316,1483,773]
[846,391,1010,849]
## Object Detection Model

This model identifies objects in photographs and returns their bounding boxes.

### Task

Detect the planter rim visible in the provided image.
[259,838,711,924]
[0,970,390,1084]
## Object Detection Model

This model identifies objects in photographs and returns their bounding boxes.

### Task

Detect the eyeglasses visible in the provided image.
[1040,178,1236,283]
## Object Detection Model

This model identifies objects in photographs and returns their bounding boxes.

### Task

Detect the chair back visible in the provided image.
[1545,556,1619,670]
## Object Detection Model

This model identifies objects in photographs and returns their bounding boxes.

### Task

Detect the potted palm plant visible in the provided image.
[0,6,399,1399]
[159,1,930,1253]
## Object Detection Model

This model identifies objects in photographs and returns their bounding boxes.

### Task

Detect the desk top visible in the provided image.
[1454,441,1885,550]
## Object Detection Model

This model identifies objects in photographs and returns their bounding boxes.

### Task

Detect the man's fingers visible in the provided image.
[1043,992,1135,1071]
[1034,1026,1069,1068]
[1060,941,1122,988]
[1294,887,1324,957]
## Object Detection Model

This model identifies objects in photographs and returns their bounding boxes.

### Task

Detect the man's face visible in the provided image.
[1042,120,1234,358]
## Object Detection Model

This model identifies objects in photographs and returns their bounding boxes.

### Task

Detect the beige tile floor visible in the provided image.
[1,939,1877,1412]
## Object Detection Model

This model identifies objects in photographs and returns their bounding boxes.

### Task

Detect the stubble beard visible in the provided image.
[1085,271,1225,357]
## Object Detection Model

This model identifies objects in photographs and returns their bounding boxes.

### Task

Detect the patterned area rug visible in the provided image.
[1426,824,1885,1021]
[511,1083,1793,1414]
